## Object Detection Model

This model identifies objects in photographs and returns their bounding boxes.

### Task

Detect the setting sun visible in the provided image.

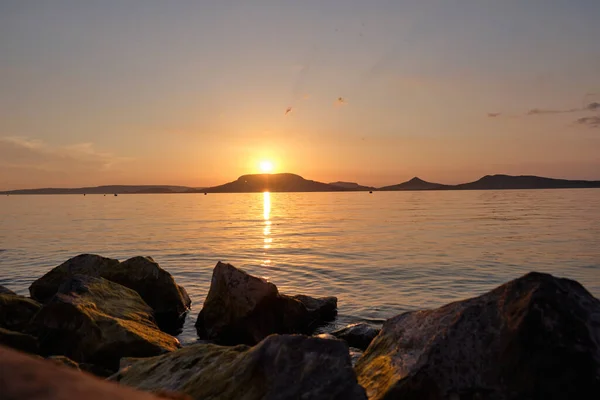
[259,160,274,173]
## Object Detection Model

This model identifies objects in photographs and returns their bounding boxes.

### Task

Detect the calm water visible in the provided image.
[1,190,599,343]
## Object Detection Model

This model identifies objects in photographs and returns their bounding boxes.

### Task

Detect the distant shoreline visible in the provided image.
[2,173,600,195]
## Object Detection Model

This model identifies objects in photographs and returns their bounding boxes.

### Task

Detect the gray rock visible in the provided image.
[32,275,180,370]
[112,334,367,400]
[331,323,380,350]
[355,272,600,400]
[29,254,191,333]
[0,293,42,333]
[195,262,337,345]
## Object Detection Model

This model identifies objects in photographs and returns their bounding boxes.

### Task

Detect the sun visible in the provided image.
[259,160,274,173]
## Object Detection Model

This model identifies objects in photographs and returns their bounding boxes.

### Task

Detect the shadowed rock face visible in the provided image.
[331,323,381,351]
[355,272,600,400]
[112,334,367,400]
[195,262,337,345]
[29,254,191,333]
[0,293,41,333]
[32,275,180,370]
[0,327,39,354]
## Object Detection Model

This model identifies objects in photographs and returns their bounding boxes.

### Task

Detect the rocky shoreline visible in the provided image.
[1,254,599,399]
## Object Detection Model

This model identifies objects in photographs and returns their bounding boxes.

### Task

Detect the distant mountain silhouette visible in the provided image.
[2,174,599,195]
[0,185,195,195]
[328,181,374,191]
[379,177,448,191]
[196,173,350,193]
[453,175,600,190]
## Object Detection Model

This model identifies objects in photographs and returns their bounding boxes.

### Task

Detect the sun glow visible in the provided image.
[259,160,274,173]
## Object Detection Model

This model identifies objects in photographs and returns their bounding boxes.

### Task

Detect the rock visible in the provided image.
[0,293,42,333]
[112,334,367,400]
[29,254,120,303]
[349,347,363,367]
[355,272,600,400]
[0,285,16,295]
[0,344,169,400]
[110,256,192,332]
[0,327,39,354]
[29,254,191,333]
[331,323,380,350]
[80,363,117,378]
[47,355,81,370]
[195,262,338,345]
[32,275,180,371]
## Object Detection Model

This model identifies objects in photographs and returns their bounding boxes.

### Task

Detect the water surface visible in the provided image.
[1,190,599,343]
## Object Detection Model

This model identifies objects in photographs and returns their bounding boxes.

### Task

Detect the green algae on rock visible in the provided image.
[33,275,180,370]
[112,334,367,400]
[29,254,191,333]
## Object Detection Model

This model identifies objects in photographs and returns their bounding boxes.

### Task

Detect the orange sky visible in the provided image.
[1,1,599,190]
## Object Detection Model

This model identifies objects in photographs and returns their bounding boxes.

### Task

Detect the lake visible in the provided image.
[1,189,599,343]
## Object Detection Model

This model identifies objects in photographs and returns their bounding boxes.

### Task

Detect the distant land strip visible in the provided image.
[2,174,600,195]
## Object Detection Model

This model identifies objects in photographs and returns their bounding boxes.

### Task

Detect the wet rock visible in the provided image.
[195,262,338,345]
[0,285,16,295]
[112,334,367,400]
[0,345,167,400]
[32,275,180,371]
[355,272,600,400]
[331,323,380,350]
[47,355,81,370]
[29,254,191,333]
[0,293,42,333]
[0,327,39,354]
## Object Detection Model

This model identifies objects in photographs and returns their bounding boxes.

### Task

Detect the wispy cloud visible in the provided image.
[526,107,579,115]
[0,136,131,173]
[487,112,501,118]
[576,116,600,128]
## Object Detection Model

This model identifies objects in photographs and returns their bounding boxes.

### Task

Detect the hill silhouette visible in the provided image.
[196,173,350,193]
[328,181,375,191]
[0,185,195,195]
[379,177,448,191]
[2,174,599,195]
[453,175,600,190]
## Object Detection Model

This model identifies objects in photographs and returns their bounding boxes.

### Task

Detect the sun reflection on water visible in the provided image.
[263,192,272,259]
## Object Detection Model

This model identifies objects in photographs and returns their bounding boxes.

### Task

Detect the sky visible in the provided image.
[1,0,599,190]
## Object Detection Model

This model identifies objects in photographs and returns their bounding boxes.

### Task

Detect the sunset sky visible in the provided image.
[1,0,599,190]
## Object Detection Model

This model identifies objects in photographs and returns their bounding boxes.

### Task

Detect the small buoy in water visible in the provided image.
[369,191,373,194]
[204,192,207,195]
[114,193,118,197]
[84,194,86,196]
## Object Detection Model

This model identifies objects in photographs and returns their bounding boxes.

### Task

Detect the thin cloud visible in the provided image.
[585,102,600,111]
[527,107,579,115]
[576,116,600,128]
[487,113,501,118]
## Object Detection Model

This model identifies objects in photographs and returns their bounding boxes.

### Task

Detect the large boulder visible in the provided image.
[0,285,16,295]
[355,272,600,400]
[195,262,337,345]
[29,254,191,332]
[331,323,381,350]
[32,275,180,371]
[0,293,42,333]
[0,327,39,354]
[112,334,367,400]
